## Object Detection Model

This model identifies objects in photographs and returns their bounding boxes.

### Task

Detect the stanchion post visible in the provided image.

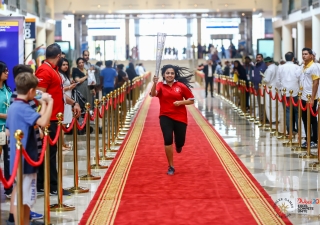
[283,90,299,146]
[43,126,50,225]
[80,103,101,179]
[15,130,24,225]
[50,113,75,211]
[66,114,89,193]
[258,85,267,128]
[255,84,262,125]
[264,86,272,131]
[91,99,108,169]
[278,89,288,140]
[249,82,255,121]
[292,92,305,151]
[299,94,317,159]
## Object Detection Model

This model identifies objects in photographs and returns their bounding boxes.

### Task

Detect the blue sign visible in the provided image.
[25,18,36,39]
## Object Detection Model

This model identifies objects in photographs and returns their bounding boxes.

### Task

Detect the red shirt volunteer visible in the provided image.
[156,81,194,124]
[36,61,64,121]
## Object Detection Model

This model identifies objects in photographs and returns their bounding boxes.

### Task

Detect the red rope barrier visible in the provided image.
[113,97,118,109]
[77,113,88,130]
[299,100,308,111]
[99,105,104,119]
[90,108,97,121]
[276,93,283,102]
[310,104,319,117]
[49,125,61,146]
[22,135,47,166]
[259,89,264,97]
[291,96,299,107]
[61,118,76,133]
[0,148,20,188]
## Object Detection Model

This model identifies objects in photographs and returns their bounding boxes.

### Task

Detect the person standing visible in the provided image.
[277,52,301,134]
[300,48,319,148]
[36,43,81,195]
[58,58,77,150]
[198,60,216,98]
[116,64,128,88]
[221,45,226,59]
[262,57,278,124]
[150,65,194,175]
[252,54,268,122]
[0,61,12,199]
[100,60,117,96]
[83,50,100,100]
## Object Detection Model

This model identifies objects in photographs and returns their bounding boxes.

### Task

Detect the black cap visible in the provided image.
[264,57,273,63]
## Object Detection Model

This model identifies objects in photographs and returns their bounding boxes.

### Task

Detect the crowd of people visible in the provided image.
[198,47,320,150]
[0,42,145,225]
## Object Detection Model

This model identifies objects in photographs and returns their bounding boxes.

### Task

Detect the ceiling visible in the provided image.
[55,0,273,16]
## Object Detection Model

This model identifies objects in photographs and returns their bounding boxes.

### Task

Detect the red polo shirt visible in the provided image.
[35,61,64,121]
[156,81,194,124]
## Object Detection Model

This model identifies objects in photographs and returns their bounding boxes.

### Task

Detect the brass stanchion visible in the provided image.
[283,91,299,147]
[309,98,320,168]
[249,82,255,121]
[15,130,24,225]
[299,94,317,159]
[80,103,101,179]
[100,96,113,160]
[238,81,245,116]
[258,85,267,128]
[277,89,288,140]
[255,84,262,124]
[267,86,276,133]
[103,94,114,159]
[273,88,283,137]
[91,99,108,169]
[292,92,306,152]
[66,114,89,193]
[43,126,51,225]
[50,113,75,211]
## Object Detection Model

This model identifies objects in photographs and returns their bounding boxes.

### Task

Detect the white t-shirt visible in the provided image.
[300,61,320,101]
[208,65,212,77]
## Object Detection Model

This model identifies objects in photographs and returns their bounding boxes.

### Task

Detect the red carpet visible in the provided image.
[79,97,292,225]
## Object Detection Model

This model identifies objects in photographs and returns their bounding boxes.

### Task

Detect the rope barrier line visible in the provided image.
[98,105,104,119]
[77,112,88,130]
[291,96,299,107]
[49,125,61,146]
[90,108,97,121]
[0,147,20,188]
[299,99,308,111]
[310,104,319,117]
[61,118,76,133]
[22,135,47,167]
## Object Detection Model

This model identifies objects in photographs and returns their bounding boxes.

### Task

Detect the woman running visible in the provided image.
[150,65,194,175]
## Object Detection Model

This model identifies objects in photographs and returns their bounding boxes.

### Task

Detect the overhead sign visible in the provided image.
[25,18,36,39]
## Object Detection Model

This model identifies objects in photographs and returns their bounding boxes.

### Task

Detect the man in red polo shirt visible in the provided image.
[36,43,81,195]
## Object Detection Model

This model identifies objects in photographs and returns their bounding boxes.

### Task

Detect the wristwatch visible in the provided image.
[72,101,76,107]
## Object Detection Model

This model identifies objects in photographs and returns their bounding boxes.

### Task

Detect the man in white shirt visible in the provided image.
[198,60,216,97]
[262,57,278,124]
[277,52,301,134]
[300,48,319,148]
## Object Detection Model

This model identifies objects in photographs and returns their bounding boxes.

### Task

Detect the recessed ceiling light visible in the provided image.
[97,5,100,8]
[194,4,197,7]
[242,13,245,16]
[216,9,220,12]
[81,15,84,17]
[72,10,75,13]
[225,4,228,7]
[253,8,256,12]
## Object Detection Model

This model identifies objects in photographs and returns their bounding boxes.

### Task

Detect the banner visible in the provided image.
[0,17,25,89]
[25,18,36,39]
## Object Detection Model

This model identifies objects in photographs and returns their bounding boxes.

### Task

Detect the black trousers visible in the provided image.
[205,77,214,97]
[301,100,318,143]
[37,121,58,191]
[159,116,187,147]
[3,143,12,194]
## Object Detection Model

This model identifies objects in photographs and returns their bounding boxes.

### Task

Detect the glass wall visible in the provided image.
[87,18,126,60]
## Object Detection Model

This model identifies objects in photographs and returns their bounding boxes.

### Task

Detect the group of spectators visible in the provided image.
[199,47,320,150]
[0,42,144,225]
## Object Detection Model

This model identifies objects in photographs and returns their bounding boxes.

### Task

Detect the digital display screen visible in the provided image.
[0,18,24,90]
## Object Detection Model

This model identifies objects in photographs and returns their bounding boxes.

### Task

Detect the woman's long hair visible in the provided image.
[0,61,11,92]
[161,64,193,89]
[58,58,71,81]
[233,60,247,80]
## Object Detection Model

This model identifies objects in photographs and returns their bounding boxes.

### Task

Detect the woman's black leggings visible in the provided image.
[159,116,187,147]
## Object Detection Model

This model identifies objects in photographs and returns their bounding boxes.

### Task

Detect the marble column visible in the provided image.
[273,27,281,61]
[282,25,292,55]
[297,21,305,63]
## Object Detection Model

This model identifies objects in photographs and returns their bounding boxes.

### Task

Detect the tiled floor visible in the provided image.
[1,81,320,224]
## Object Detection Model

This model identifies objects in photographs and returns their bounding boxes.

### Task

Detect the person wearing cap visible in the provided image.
[253,54,268,122]
[262,57,279,125]
[277,52,301,134]
[300,48,319,148]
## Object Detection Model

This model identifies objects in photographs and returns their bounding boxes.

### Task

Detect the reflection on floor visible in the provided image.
[1,84,320,225]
